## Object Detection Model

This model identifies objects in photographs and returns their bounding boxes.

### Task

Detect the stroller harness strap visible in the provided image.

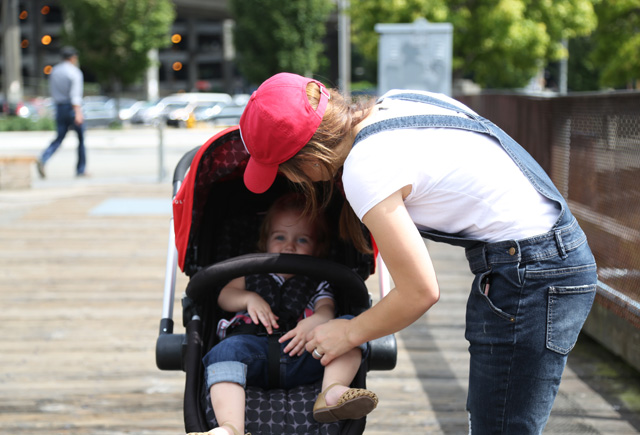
[244,273,328,329]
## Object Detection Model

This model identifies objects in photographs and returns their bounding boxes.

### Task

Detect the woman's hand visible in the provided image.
[246,293,279,334]
[281,298,335,356]
[305,318,353,365]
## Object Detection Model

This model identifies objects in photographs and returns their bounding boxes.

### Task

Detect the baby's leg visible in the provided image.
[203,336,264,434]
[210,382,245,434]
[313,347,378,423]
[321,348,362,406]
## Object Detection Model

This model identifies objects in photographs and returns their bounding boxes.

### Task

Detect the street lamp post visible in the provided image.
[338,0,350,99]
[2,0,24,114]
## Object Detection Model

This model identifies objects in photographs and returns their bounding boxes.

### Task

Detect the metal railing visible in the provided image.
[458,91,640,370]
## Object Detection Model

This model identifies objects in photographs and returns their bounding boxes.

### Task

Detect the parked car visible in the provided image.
[83,97,117,128]
[119,100,153,123]
[166,101,226,128]
[110,98,139,121]
[16,101,39,119]
[205,103,246,127]
[232,93,251,106]
[192,102,226,122]
[130,100,162,125]
[132,92,232,126]
[82,97,141,128]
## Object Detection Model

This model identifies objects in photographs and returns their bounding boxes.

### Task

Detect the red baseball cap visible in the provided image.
[239,72,330,194]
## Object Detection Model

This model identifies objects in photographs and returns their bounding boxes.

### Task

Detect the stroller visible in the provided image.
[155,126,397,434]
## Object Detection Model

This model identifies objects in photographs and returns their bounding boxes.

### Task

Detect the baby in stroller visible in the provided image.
[190,193,378,435]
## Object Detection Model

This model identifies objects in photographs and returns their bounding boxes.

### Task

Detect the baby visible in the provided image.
[190,193,377,435]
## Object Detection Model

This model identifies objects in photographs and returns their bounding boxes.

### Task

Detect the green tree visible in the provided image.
[60,0,175,92]
[565,36,601,91]
[229,0,333,85]
[350,0,598,89]
[591,0,640,89]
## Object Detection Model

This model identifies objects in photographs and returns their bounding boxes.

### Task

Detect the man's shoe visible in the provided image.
[36,160,46,178]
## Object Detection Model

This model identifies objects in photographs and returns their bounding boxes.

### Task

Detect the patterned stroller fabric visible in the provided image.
[204,382,343,434]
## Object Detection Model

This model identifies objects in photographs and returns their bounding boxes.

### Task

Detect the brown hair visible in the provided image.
[278,83,375,253]
[257,192,330,257]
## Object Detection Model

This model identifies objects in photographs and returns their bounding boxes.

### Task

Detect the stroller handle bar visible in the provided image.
[158,255,397,372]
[185,253,371,310]
[172,146,200,195]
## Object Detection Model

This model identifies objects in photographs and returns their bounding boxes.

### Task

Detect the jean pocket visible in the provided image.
[475,269,516,322]
[546,284,596,355]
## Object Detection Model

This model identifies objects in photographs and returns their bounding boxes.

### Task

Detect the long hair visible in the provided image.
[278,84,375,253]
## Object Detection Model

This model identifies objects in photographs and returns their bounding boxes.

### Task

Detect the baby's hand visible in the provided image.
[246,293,279,334]
[280,317,315,357]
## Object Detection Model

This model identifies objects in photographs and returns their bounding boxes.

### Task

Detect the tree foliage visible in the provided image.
[60,0,175,91]
[229,0,333,85]
[350,0,597,89]
[566,36,600,91]
[590,0,640,89]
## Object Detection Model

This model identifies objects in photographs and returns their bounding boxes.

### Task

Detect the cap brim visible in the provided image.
[244,157,278,194]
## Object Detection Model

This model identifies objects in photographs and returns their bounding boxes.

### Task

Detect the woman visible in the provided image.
[238,72,597,434]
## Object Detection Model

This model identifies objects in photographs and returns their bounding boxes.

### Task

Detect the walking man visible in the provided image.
[37,46,86,178]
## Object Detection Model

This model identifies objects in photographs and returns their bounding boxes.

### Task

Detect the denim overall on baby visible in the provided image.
[353,93,597,434]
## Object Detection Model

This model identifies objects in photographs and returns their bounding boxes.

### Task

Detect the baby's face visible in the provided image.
[266,209,317,256]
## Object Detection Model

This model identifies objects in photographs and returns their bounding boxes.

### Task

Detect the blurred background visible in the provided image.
[1,0,639,396]
[1,0,638,128]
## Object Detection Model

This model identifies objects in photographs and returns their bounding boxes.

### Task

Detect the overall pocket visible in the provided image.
[546,284,596,355]
[475,269,517,322]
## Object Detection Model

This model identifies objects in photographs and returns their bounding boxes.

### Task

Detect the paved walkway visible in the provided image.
[1,128,639,434]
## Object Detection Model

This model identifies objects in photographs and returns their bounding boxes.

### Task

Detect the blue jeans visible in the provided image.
[203,315,365,391]
[41,103,86,175]
[203,333,325,390]
[464,218,597,434]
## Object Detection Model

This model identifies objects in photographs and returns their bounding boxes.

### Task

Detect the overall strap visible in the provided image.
[381,92,482,120]
[354,92,491,147]
[354,114,491,146]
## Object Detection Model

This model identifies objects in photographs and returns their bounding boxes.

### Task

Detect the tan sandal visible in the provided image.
[313,383,378,423]
[221,422,250,435]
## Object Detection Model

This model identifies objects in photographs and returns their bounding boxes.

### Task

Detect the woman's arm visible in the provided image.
[218,276,280,333]
[306,188,439,364]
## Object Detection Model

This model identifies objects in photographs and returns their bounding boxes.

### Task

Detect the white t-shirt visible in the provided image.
[342,90,559,243]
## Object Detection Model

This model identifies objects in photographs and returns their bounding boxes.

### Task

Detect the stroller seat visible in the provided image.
[155,127,397,434]
[205,370,340,434]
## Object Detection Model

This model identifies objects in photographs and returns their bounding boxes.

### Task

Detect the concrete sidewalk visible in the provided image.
[0,128,639,434]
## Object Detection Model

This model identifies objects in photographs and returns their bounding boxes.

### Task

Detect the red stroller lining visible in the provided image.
[173,127,248,273]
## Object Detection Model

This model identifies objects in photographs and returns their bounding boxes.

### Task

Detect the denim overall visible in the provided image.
[353,93,597,434]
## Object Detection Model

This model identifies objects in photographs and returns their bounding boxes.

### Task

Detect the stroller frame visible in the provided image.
[155,127,397,433]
